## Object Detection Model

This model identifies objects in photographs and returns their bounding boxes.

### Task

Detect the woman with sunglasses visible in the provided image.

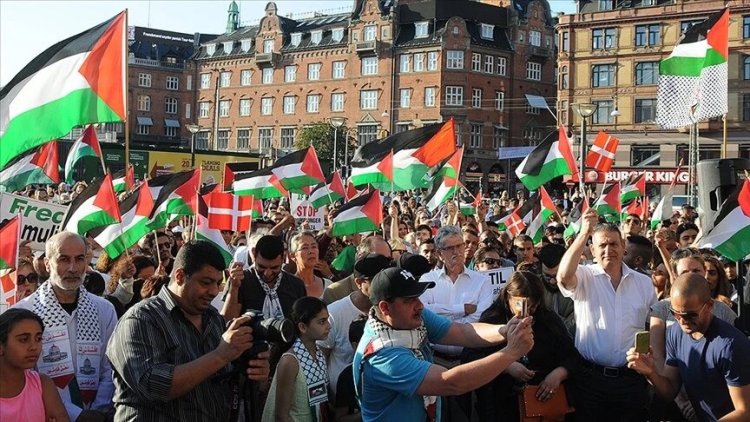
[12,259,39,303]
[702,255,736,311]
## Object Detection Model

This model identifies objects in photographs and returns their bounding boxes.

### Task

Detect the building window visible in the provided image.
[445,86,463,106]
[635,24,660,47]
[409,53,423,72]
[262,68,273,84]
[526,103,540,115]
[425,87,436,107]
[559,65,569,89]
[281,128,295,150]
[529,30,541,47]
[285,66,296,82]
[470,124,482,148]
[599,0,613,11]
[263,39,274,53]
[428,52,439,71]
[494,91,504,111]
[493,127,506,149]
[200,73,210,89]
[635,98,657,123]
[219,100,230,118]
[559,100,569,125]
[483,55,494,73]
[166,76,179,90]
[744,94,750,121]
[223,41,233,53]
[332,28,344,43]
[632,145,660,166]
[415,21,429,38]
[185,103,191,119]
[137,95,151,111]
[526,62,542,80]
[237,129,250,150]
[635,61,659,85]
[259,128,273,151]
[291,33,302,47]
[137,73,151,88]
[165,126,178,138]
[592,64,615,87]
[165,97,177,114]
[592,27,616,50]
[331,93,345,112]
[237,70,250,87]
[358,125,378,145]
[220,71,231,87]
[311,30,323,45]
[681,19,703,34]
[136,123,150,135]
[396,123,410,133]
[561,31,569,52]
[196,131,209,149]
[332,61,346,79]
[239,99,251,116]
[523,127,542,145]
[241,39,253,52]
[364,25,377,41]
[447,50,464,69]
[306,95,319,113]
[361,57,378,75]
[283,96,295,114]
[472,53,481,72]
[205,44,216,55]
[455,123,462,146]
[744,56,750,80]
[472,88,482,108]
[591,100,614,124]
[481,24,494,40]
[217,130,229,151]
[744,16,750,39]
[400,89,411,108]
[496,57,507,75]
[518,30,525,44]
[360,90,378,110]
[400,54,411,73]
[261,97,273,115]
[199,102,209,118]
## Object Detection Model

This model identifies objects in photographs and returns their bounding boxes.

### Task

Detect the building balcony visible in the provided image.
[255,52,279,66]
[128,57,185,70]
[355,40,378,55]
[528,45,552,59]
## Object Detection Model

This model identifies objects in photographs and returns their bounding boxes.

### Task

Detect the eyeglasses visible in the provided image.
[482,258,502,266]
[625,218,641,225]
[669,302,709,322]
[440,243,465,254]
[16,273,39,285]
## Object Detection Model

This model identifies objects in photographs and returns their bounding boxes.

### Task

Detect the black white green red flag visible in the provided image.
[112,165,135,194]
[92,181,154,259]
[0,141,60,192]
[621,173,646,204]
[423,147,463,212]
[594,182,621,222]
[271,147,326,193]
[515,127,577,191]
[64,125,103,184]
[331,190,383,236]
[0,216,21,270]
[309,171,346,209]
[148,170,200,231]
[232,166,287,199]
[698,179,750,261]
[62,174,121,235]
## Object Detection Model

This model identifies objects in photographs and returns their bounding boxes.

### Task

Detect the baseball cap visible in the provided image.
[397,253,432,280]
[354,253,394,280]
[369,267,435,305]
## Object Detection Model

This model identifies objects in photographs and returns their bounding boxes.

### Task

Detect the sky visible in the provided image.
[0,0,577,86]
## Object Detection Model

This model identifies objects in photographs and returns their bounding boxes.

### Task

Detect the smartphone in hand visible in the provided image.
[634,331,650,354]
[513,298,529,318]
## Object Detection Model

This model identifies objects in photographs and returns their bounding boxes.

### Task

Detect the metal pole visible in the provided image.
[333,127,338,173]
[343,129,350,179]
[722,113,727,159]
[213,76,220,151]
[579,117,586,194]
[688,123,699,206]
[190,132,196,169]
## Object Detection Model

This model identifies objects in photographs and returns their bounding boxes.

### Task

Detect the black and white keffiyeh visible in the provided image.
[291,338,329,421]
[253,266,284,318]
[33,282,101,344]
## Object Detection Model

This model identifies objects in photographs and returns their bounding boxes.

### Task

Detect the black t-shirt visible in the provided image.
[237,269,307,318]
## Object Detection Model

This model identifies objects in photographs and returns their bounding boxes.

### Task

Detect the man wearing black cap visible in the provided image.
[354,267,534,422]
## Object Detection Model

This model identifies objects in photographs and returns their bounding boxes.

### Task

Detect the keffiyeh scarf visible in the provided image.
[253,266,284,318]
[291,338,330,421]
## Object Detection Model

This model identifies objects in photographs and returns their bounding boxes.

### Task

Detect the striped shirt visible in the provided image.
[105,287,236,421]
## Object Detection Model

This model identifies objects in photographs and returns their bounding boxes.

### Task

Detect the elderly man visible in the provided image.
[106,240,270,420]
[557,208,657,421]
[628,273,750,421]
[14,231,117,422]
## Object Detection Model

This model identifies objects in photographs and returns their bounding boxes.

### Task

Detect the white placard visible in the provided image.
[0,192,69,251]
[289,193,325,231]
[481,267,514,300]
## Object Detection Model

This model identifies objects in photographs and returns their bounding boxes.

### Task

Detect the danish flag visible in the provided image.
[207,192,252,231]
[499,210,526,237]
[585,131,619,173]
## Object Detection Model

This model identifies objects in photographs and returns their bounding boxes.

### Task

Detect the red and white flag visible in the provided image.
[207,192,252,231]
[585,131,619,173]
[499,211,526,237]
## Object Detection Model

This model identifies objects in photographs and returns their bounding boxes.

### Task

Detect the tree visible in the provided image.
[294,122,354,173]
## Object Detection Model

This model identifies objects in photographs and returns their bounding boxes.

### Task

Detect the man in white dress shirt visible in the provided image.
[557,208,656,421]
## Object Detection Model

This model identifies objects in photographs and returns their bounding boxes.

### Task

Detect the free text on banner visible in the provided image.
[0,192,68,251]
[481,267,514,301]
[289,193,325,231]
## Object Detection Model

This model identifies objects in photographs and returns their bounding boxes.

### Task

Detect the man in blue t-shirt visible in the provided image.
[627,273,750,421]
[353,267,534,422]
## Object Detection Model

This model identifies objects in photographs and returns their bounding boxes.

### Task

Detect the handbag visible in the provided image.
[518,384,574,422]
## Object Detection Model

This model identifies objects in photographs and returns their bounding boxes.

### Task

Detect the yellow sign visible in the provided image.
[147,151,259,185]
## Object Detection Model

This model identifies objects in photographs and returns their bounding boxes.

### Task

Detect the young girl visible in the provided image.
[263,297,331,422]
[0,308,68,422]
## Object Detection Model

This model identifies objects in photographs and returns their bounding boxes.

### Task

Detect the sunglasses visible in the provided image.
[625,218,641,224]
[482,258,502,266]
[17,273,39,285]
[669,302,708,322]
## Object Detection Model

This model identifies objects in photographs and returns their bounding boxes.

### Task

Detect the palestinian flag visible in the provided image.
[207,192,252,232]
[621,198,644,221]
[423,147,463,212]
[331,244,356,272]
[195,196,233,266]
[148,170,200,231]
[349,149,394,188]
[0,12,126,170]
[62,174,121,235]
[350,120,456,191]
[232,167,287,199]
[515,127,577,191]
[650,192,673,230]
[64,125,103,184]
[0,216,21,270]
[224,162,257,191]
[346,182,360,201]
[519,187,556,244]
[459,191,481,217]
[92,181,154,259]
[564,196,590,240]
[697,179,750,261]
[271,147,325,193]
[0,141,60,192]
[594,182,621,222]
[656,8,728,128]
[331,190,383,236]
[112,165,134,194]
[309,171,346,209]
[621,173,645,204]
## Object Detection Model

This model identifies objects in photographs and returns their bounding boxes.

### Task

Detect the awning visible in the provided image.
[498,146,536,160]
[525,94,549,110]
[164,118,180,128]
[137,116,153,126]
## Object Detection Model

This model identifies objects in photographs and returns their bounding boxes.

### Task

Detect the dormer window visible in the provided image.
[291,33,302,47]
[364,25,377,41]
[415,21,429,39]
[263,39,274,53]
[481,24,494,40]
[311,30,323,45]
[206,44,216,55]
[223,41,233,52]
[241,39,252,52]
[332,28,344,43]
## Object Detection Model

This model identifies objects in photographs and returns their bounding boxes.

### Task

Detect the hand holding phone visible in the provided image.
[634,331,650,354]
[513,298,529,318]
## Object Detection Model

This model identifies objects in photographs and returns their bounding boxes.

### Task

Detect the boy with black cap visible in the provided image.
[353,267,534,421]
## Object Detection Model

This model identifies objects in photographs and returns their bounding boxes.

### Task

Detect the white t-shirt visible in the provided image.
[559,263,657,367]
[316,295,366,395]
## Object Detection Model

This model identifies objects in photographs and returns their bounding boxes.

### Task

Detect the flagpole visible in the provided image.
[722,113,727,159]
[124,9,131,173]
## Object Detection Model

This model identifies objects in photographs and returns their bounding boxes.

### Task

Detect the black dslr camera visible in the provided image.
[241,310,294,360]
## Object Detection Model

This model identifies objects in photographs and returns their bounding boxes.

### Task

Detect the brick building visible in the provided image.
[193,0,556,194]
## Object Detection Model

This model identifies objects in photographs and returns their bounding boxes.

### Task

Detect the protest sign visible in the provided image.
[289,193,325,231]
[0,192,68,251]
[481,267,514,300]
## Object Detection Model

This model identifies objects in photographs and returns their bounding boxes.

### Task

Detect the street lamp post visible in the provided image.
[186,124,201,169]
[571,103,598,194]
[329,117,346,173]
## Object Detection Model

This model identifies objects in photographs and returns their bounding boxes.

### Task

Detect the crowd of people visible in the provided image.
[1,184,749,422]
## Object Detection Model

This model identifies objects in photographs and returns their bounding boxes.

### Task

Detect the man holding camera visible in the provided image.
[106,240,270,421]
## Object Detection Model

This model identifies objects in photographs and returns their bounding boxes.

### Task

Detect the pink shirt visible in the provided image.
[0,370,46,422]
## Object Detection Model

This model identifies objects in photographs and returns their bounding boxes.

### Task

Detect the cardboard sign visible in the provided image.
[0,192,68,251]
[481,267,514,300]
[289,193,325,231]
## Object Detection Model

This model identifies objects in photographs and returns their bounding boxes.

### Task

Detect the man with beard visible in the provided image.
[14,231,117,422]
